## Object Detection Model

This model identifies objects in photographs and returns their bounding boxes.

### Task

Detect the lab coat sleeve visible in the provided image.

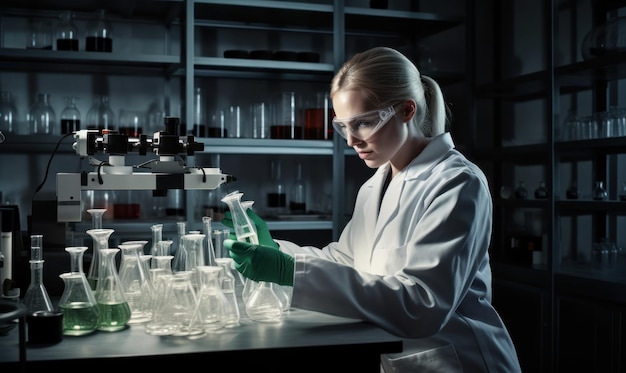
[289,167,492,339]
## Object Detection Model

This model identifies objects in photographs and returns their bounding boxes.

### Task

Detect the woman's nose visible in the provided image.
[346,133,361,147]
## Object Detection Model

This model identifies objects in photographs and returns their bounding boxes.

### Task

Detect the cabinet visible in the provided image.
[470,0,626,371]
[0,1,466,246]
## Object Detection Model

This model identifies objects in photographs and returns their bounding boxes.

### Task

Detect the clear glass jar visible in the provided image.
[60,96,81,134]
[28,93,57,135]
[0,91,17,133]
[86,9,113,52]
[56,10,79,51]
[593,180,608,201]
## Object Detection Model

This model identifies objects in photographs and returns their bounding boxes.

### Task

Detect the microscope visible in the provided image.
[56,116,235,223]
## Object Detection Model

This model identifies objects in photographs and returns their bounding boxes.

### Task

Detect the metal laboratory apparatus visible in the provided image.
[56,116,235,223]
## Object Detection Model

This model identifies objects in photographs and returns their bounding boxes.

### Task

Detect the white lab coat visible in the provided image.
[277,133,522,372]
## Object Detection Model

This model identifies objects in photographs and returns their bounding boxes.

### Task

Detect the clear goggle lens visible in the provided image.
[332,105,396,140]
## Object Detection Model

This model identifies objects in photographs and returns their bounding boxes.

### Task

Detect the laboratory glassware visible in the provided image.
[58,246,99,336]
[192,266,228,332]
[29,93,56,135]
[22,235,54,314]
[221,191,283,322]
[290,162,306,213]
[202,216,216,266]
[86,228,114,290]
[0,91,17,133]
[163,271,201,336]
[593,181,608,200]
[149,223,163,257]
[86,95,115,130]
[60,96,81,134]
[215,257,241,328]
[118,242,154,324]
[266,160,287,215]
[171,221,187,272]
[87,208,107,229]
[86,9,113,52]
[55,10,79,51]
[95,248,131,332]
[145,273,176,336]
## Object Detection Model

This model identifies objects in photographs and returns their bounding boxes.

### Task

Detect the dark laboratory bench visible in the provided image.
[0,308,403,372]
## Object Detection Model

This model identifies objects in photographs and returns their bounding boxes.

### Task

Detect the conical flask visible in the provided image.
[58,246,99,336]
[95,248,131,332]
[86,228,114,290]
[171,221,187,272]
[221,191,283,323]
[118,242,154,324]
[215,257,240,328]
[192,266,228,333]
[22,234,54,314]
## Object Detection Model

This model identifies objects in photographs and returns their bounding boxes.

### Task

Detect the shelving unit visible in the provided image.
[0,0,466,244]
[470,0,626,371]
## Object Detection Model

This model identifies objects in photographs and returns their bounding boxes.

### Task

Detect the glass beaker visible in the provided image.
[28,93,57,135]
[58,246,99,336]
[118,242,154,324]
[60,96,81,134]
[192,266,228,332]
[86,228,115,290]
[95,248,131,332]
[55,10,79,51]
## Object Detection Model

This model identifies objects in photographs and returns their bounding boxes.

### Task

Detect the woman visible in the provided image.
[224,46,521,372]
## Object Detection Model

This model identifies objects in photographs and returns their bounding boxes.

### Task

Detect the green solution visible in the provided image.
[60,301,100,336]
[97,299,131,331]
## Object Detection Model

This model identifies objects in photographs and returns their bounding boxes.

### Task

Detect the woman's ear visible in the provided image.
[402,99,417,122]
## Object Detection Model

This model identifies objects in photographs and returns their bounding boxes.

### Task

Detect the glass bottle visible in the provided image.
[95,248,131,332]
[202,216,217,266]
[86,228,115,290]
[60,96,81,134]
[118,242,154,324]
[86,9,113,52]
[289,162,307,214]
[0,91,17,133]
[534,181,548,199]
[28,93,57,135]
[27,19,52,50]
[55,10,79,51]
[86,95,116,131]
[593,180,608,201]
[266,160,286,215]
[514,180,528,199]
[22,235,54,314]
[221,191,283,323]
[192,266,228,332]
[58,246,99,336]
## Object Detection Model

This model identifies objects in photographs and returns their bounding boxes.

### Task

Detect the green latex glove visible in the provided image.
[222,208,279,249]
[224,239,294,286]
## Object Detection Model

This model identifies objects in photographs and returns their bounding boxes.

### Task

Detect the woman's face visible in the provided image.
[332,90,407,169]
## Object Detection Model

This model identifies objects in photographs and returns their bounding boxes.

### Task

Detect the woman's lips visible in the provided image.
[357,150,372,160]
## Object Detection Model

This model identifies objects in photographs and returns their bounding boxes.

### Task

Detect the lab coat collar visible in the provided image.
[363,133,455,242]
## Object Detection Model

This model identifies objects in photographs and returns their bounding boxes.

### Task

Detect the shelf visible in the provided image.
[556,200,626,215]
[344,7,463,37]
[193,57,334,78]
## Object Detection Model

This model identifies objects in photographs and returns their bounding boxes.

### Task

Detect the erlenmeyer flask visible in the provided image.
[22,235,54,314]
[170,271,202,336]
[28,92,57,135]
[221,191,283,323]
[87,208,106,229]
[145,273,176,336]
[86,228,114,290]
[192,266,228,333]
[95,248,131,332]
[58,246,99,336]
[215,257,240,328]
[118,242,154,324]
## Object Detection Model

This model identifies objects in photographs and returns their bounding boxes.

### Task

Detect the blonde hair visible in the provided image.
[330,46,448,137]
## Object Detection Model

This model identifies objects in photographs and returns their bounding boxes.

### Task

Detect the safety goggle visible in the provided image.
[332,105,397,141]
